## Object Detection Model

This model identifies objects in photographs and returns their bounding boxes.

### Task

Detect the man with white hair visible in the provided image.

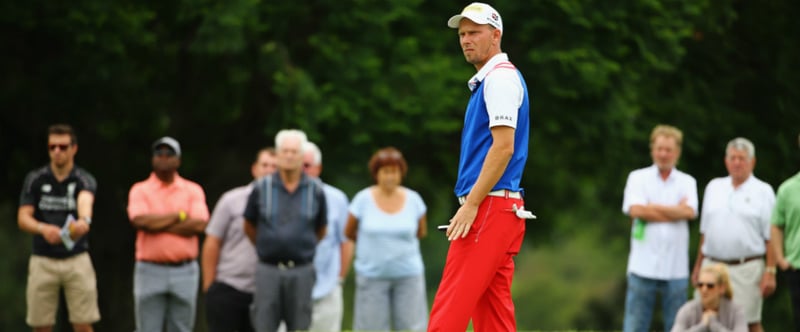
[244,129,327,332]
[692,137,776,332]
[302,141,352,331]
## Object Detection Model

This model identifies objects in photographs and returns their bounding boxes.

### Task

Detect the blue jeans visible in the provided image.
[623,273,688,332]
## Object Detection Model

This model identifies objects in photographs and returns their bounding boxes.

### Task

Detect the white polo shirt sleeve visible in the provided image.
[483,68,523,129]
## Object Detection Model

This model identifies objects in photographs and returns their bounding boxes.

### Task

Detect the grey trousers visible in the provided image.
[133,261,199,332]
[309,284,343,332]
[252,262,315,332]
[353,274,428,331]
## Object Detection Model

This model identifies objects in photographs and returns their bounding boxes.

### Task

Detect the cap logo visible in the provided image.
[491,13,498,21]
[463,4,484,14]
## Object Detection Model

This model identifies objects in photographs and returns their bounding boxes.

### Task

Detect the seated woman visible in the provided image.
[671,263,747,332]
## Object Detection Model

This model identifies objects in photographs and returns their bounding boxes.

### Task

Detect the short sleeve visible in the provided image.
[772,185,786,227]
[314,185,328,231]
[326,187,350,245]
[19,171,38,206]
[77,169,97,194]
[127,183,148,220]
[348,189,368,220]
[243,182,261,225]
[188,183,210,221]
[206,190,235,238]
[622,171,646,215]
[699,180,715,234]
[484,68,523,129]
[409,189,427,219]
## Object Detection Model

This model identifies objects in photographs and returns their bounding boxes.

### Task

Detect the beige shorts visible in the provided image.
[700,257,764,323]
[26,252,100,327]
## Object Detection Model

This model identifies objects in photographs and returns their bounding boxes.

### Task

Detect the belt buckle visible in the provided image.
[278,260,295,270]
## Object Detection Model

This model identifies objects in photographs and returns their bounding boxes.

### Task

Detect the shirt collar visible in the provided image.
[467,53,509,91]
[147,172,184,189]
[729,173,756,189]
[649,164,677,182]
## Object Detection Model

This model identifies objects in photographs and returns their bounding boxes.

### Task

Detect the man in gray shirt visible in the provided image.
[202,148,277,332]
[244,129,327,332]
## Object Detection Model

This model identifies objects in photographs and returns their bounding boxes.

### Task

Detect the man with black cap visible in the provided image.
[127,136,210,332]
[429,2,532,332]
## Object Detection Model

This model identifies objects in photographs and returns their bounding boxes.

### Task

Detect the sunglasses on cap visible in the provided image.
[48,144,71,151]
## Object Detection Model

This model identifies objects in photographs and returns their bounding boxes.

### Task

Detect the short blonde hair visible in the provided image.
[650,124,683,148]
[701,264,733,300]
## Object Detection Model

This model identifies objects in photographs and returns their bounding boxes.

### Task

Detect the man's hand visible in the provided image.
[447,204,479,241]
[778,258,792,271]
[760,272,776,297]
[41,224,63,245]
[69,219,90,240]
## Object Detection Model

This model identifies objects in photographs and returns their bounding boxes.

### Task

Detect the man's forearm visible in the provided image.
[652,203,695,221]
[630,204,693,222]
[340,241,354,279]
[77,191,94,221]
[629,205,670,222]
[131,214,179,231]
[201,236,221,291]
[465,134,513,207]
[243,219,257,244]
[163,218,206,236]
[765,240,776,267]
[18,206,41,234]
[771,226,786,262]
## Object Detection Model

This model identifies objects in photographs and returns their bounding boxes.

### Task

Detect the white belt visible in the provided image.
[458,189,522,205]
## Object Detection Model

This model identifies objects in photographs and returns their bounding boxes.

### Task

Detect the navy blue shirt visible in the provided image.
[19,165,97,258]
[244,173,327,265]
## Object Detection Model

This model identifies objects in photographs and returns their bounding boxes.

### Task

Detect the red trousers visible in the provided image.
[428,195,526,332]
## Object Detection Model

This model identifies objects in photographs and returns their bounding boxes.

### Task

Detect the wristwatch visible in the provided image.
[82,216,92,225]
[765,266,777,274]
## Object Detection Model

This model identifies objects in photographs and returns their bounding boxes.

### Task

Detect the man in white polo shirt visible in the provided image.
[622,124,698,332]
[692,137,776,332]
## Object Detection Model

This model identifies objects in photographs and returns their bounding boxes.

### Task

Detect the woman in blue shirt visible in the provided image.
[345,147,428,331]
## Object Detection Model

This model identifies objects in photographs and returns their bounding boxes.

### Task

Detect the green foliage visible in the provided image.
[1,0,799,330]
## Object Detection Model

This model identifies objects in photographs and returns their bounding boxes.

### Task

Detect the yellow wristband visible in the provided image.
[178,211,187,223]
[765,266,777,274]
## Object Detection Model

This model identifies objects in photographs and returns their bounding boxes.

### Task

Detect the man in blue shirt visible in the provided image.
[302,141,352,331]
[429,3,531,331]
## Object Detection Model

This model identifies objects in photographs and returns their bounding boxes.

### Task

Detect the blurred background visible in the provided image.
[1,0,798,330]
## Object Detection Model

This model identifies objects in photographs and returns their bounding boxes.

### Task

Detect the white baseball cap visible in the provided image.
[447,2,503,32]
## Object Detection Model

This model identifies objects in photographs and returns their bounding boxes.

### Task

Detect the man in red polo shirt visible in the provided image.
[127,136,209,332]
